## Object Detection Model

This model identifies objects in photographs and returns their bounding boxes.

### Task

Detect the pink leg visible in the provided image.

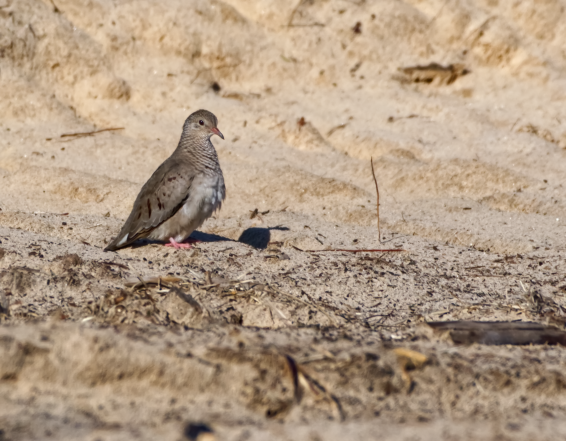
[165,237,200,250]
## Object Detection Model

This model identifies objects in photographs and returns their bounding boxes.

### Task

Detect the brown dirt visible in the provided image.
[1,0,566,439]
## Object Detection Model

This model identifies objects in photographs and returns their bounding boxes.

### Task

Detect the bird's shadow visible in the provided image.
[189,231,228,243]
[236,226,289,249]
[132,226,289,250]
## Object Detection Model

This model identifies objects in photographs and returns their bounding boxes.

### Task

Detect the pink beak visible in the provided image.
[211,127,224,139]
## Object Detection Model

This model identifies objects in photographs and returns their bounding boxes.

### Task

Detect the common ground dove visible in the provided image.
[104,110,225,251]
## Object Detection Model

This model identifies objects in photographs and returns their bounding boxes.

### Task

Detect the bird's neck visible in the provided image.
[175,133,220,173]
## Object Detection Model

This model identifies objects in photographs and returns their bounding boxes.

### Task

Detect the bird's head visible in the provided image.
[184,109,224,140]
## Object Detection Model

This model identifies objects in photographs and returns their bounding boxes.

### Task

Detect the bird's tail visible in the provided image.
[104,233,130,252]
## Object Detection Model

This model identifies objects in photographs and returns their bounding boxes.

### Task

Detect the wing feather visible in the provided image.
[105,160,194,251]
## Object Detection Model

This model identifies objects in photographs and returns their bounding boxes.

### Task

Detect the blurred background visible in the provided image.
[1,0,565,253]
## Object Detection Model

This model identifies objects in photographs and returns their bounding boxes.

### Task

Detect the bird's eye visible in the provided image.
[199,120,204,126]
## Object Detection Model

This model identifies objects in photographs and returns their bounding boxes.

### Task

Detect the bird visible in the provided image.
[104,109,225,252]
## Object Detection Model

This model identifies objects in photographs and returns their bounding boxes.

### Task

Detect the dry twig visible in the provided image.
[371,156,381,243]
[307,249,404,253]
[60,127,124,138]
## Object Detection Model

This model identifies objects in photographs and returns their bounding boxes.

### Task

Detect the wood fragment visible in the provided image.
[427,321,566,346]
[33,211,69,216]
[0,290,10,316]
[284,354,301,402]
[397,63,469,86]
[326,123,347,137]
[306,249,405,253]
[295,363,344,421]
[124,275,184,287]
[387,114,420,123]
[60,127,124,138]
[393,348,428,391]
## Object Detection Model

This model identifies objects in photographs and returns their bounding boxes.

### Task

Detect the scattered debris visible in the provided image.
[326,123,347,137]
[393,348,428,391]
[120,273,339,328]
[387,114,421,123]
[0,289,9,316]
[161,287,208,328]
[33,211,69,216]
[350,62,362,74]
[396,63,469,85]
[249,208,270,220]
[517,123,566,147]
[306,248,404,254]
[54,127,124,140]
[428,321,566,346]
[294,358,345,421]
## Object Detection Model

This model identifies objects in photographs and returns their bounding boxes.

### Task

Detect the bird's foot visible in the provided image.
[165,238,193,249]
[164,237,201,249]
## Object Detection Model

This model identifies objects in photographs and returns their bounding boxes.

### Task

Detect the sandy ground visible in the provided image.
[1,0,566,439]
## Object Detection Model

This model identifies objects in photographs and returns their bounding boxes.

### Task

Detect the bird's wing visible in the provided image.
[105,160,195,251]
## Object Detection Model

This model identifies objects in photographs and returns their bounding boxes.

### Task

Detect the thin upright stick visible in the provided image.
[291,157,404,253]
[370,157,381,243]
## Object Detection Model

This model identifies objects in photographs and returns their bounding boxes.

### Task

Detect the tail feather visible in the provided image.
[104,233,130,252]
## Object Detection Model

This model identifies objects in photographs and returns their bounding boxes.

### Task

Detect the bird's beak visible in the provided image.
[211,127,224,139]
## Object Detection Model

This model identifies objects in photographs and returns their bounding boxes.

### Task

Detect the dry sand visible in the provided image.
[1,0,566,439]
